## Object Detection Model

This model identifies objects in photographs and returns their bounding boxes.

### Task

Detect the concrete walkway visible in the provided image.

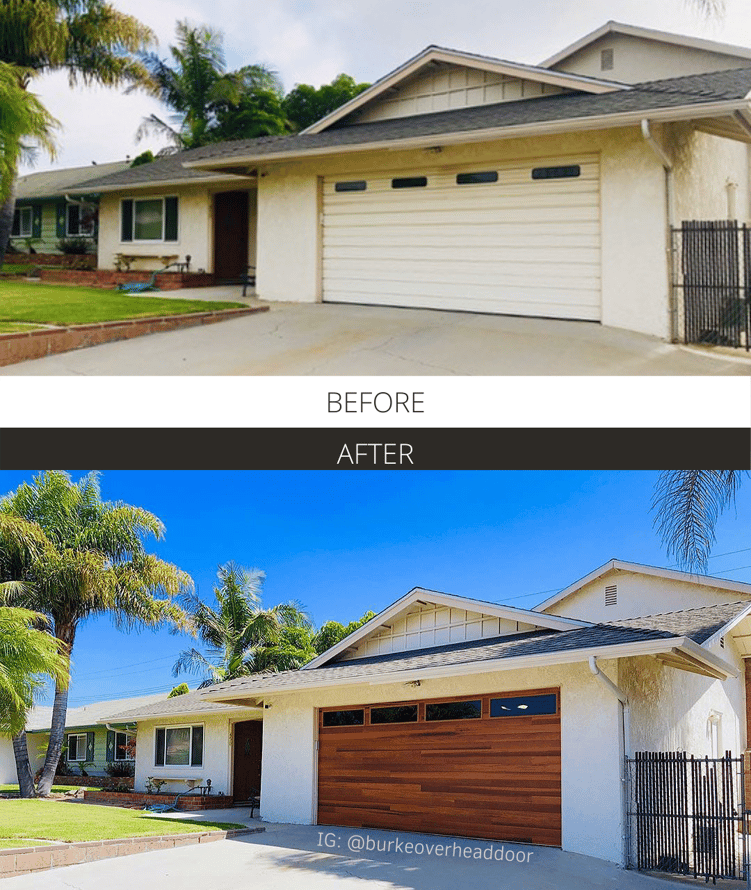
[0,299,747,376]
[5,823,678,889]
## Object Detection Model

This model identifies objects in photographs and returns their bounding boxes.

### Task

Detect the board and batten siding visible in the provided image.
[321,156,602,320]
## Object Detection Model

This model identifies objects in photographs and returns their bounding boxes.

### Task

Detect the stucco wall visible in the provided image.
[134,711,260,798]
[542,571,750,623]
[0,738,16,784]
[260,662,625,864]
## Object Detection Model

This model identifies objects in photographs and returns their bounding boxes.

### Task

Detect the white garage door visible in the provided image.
[322,156,601,320]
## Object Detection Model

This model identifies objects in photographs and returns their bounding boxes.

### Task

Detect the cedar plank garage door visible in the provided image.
[322,156,601,321]
[317,691,561,846]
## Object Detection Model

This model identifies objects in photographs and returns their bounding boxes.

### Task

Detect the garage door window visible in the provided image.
[425,699,482,721]
[335,181,367,193]
[392,177,427,189]
[531,165,581,180]
[490,694,557,717]
[371,705,418,725]
[456,171,498,185]
[322,709,364,727]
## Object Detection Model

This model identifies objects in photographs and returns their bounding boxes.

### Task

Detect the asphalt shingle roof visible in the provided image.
[16,160,131,200]
[102,689,259,722]
[200,601,750,698]
[25,693,167,732]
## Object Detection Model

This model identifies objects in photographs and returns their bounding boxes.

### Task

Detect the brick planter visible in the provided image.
[39,269,215,290]
[0,826,264,879]
[83,789,236,810]
[5,253,81,267]
[54,776,133,789]
[0,305,267,367]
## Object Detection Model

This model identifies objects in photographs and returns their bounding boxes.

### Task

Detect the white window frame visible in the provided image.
[66,203,95,238]
[13,206,32,238]
[114,730,135,762]
[121,196,179,244]
[67,733,88,762]
[154,724,203,768]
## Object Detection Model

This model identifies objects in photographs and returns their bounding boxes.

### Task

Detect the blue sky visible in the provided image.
[2,470,750,705]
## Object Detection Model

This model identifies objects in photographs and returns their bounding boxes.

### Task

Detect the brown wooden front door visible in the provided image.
[317,690,561,846]
[233,721,262,803]
[213,191,249,281]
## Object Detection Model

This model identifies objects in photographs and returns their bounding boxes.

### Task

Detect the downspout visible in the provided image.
[641,119,678,342]
[589,656,630,869]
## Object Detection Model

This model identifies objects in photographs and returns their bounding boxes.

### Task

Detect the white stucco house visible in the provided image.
[75,21,751,342]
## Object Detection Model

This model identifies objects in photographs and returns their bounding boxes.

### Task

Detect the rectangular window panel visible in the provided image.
[191,726,203,767]
[335,181,367,193]
[134,199,163,240]
[67,205,81,235]
[155,728,165,766]
[490,694,557,718]
[392,177,428,189]
[322,710,365,727]
[426,700,482,721]
[13,206,32,238]
[165,726,191,765]
[457,171,498,185]
[115,731,133,761]
[532,165,581,181]
[164,196,179,241]
[68,733,87,760]
[370,705,418,725]
[121,200,134,242]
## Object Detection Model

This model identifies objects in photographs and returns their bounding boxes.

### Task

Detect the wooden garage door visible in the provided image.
[317,690,561,846]
[322,157,601,321]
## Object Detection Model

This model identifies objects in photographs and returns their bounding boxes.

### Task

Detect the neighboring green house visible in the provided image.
[12,160,130,255]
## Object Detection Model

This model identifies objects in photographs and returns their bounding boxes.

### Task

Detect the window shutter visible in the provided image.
[155,728,165,766]
[121,199,133,242]
[86,732,95,761]
[164,197,178,241]
[63,734,70,761]
[106,730,115,762]
[56,202,67,238]
[11,209,20,238]
[31,205,42,239]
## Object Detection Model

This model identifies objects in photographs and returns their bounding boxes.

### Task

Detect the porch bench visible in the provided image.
[146,776,204,792]
[114,253,179,272]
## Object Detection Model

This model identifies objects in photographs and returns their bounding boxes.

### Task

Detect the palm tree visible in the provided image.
[0,471,191,796]
[173,562,314,686]
[0,0,155,263]
[135,20,287,150]
[652,470,748,572]
[0,598,67,797]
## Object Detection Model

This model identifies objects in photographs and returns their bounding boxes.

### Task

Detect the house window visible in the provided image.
[66,204,96,237]
[67,733,88,761]
[12,206,32,238]
[121,197,179,243]
[425,700,482,721]
[456,171,498,185]
[322,709,365,727]
[490,694,557,717]
[114,731,134,761]
[335,181,367,193]
[392,177,428,189]
[370,705,418,725]
[154,725,203,767]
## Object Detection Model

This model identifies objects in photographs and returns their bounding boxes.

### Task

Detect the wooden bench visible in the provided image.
[114,253,179,272]
[146,776,203,793]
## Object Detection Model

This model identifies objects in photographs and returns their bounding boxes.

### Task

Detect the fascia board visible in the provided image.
[82,174,254,194]
[95,704,259,723]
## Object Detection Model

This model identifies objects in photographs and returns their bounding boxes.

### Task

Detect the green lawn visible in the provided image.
[0,322,45,333]
[0,264,33,275]
[0,800,244,846]
[0,784,79,794]
[0,281,245,327]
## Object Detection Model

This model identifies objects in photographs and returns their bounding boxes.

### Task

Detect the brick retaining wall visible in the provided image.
[40,269,215,290]
[0,305,267,367]
[83,789,235,810]
[0,826,264,879]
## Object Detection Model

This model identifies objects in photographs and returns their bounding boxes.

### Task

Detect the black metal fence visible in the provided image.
[673,221,751,350]
[626,752,747,884]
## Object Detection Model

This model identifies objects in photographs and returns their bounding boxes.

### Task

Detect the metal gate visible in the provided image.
[673,221,751,350]
[626,752,748,884]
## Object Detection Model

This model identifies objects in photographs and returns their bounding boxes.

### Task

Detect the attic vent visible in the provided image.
[720,637,725,649]
[601,48,614,71]
[605,585,618,607]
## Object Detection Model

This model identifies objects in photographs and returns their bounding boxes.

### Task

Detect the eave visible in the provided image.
[78,173,256,195]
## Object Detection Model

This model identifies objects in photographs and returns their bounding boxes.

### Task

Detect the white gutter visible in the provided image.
[641,118,678,342]
[589,656,630,868]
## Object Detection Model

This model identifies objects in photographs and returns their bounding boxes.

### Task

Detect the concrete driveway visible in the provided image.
[0,299,748,376]
[7,823,675,890]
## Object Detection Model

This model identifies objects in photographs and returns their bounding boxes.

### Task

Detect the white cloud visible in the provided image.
[19,0,751,172]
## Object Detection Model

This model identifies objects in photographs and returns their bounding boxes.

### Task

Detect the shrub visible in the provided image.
[105,760,135,778]
[57,237,93,255]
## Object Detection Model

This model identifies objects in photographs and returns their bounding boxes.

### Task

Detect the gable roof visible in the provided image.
[25,693,167,732]
[99,688,261,723]
[200,601,748,705]
[181,66,751,173]
[16,160,131,201]
[303,586,591,671]
[303,45,626,136]
[542,21,751,70]
[535,559,751,613]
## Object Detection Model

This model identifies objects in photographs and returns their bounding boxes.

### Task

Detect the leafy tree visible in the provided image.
[0,471,190,797]
[136,22,286,149]
[283,74,371,132]
[130,150,155,167]
[168,682,190,697]
[313,611,376,656]
[0,0,155,264]
[652,470,747,572]
[173,563,314,684]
